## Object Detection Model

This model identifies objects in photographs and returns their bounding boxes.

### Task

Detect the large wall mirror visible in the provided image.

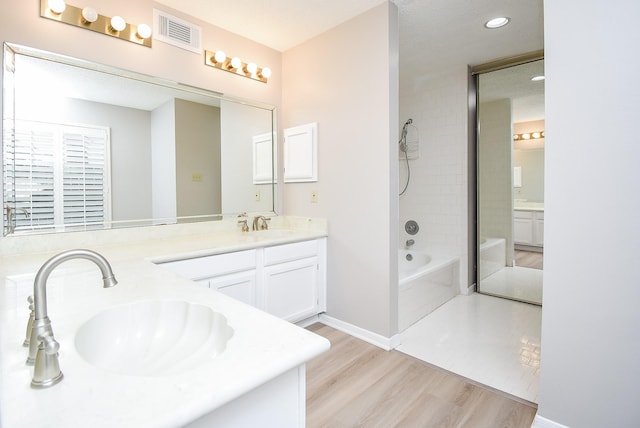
[476,57,544,305]
[2,43,276,236]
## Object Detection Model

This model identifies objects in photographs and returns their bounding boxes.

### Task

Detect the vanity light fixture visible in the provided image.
[109,16,126,33]
[81,6,98,23]
[39,0,152,47]
[513,131,545,141]
[48,0,66,14]
[484,17,510,29]
[205,49,272,83]
[531,75,545,81]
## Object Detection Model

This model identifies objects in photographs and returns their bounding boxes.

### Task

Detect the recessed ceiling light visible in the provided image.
[484,17,510,29]
[531,75,545,81]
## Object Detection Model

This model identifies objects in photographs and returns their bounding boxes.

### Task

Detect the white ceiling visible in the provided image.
[154,0,544,76]
[155,0,545,120]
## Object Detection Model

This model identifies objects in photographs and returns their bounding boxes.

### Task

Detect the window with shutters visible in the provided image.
[4,120,111,233]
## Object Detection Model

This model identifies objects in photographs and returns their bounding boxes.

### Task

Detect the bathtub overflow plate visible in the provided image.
[405,220,419,235]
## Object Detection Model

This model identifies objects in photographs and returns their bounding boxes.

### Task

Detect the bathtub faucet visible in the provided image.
[405,239,415,248]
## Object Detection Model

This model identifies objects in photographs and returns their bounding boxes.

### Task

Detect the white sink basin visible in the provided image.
[75,300,233,376]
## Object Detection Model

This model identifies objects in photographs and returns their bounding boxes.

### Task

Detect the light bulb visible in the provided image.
[137,23,152,39]
[531,75,545,81]
[245,62,257,75]
[110,16,126,32]
[260,67,272,79]
[513,134,520,140]
[48,0,66,14]
[532,132,541,139]
[214,51,226,64]
[522,133,531,140]
[230,57,242,70]
[81,7,98,23]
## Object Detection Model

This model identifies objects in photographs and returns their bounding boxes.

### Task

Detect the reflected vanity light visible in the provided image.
[205,49,271,83]
[531,75,545,81]
[513,131,545,141]
[39,0,152,47]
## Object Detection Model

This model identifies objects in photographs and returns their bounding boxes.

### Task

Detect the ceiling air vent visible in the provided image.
[153,9,202,54]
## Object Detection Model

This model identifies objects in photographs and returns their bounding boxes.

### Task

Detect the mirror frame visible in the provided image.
[2,42,277,236]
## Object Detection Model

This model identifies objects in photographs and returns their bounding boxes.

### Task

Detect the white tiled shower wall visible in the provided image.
[399,65,470,293]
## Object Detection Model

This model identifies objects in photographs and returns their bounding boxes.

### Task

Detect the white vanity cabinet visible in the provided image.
[159,249,258,306]
[514,210,544,247]
[157,238,327,323]
[262,240,322,322]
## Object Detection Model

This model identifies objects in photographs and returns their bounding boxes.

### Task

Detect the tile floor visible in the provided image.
[479,266,543,305]
[397,293,542,403]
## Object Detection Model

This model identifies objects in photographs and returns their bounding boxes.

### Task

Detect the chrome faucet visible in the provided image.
[5,206,30,234]
[237,212,249,232]
[27,249,118,389]
[405,239,415,248]
[252,215,271,231]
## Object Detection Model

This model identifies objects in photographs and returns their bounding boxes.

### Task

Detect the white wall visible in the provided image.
[399,66,470,293]
[151,100,177,220]
[281,3,399,337]
[175,99,221,217]
[536,0,640,427]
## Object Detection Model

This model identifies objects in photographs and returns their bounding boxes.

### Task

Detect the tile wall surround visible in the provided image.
[399,65,470,293]
[0,216,327,257]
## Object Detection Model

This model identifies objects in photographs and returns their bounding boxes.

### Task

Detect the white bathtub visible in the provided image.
[479,237,506,280]
[398,250,459,332]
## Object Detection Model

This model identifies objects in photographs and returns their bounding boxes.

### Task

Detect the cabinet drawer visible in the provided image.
[514,210,534,219]
[264,240,318,266]
[159,249,256,280]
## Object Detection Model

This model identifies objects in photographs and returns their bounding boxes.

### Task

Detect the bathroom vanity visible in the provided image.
[513,201,544,248]
[0,217,329,427]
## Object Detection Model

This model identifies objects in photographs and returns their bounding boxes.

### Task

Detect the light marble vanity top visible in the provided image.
[0,216,330,427]
[514,201,544,212]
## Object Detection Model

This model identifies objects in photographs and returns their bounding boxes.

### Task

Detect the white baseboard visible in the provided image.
[295,314,321,328]
[318,314,401,351]
[531,414,570,428]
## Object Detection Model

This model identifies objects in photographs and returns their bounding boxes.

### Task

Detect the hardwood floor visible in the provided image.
[514,250,543,270]
[306,323,537,428]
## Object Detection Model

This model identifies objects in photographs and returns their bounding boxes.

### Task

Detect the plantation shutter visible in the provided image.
[6,120,110,233]
[61,126,109,228]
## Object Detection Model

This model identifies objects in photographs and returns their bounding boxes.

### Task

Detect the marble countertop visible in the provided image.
[514,201,544,212]
[0,218,330,427]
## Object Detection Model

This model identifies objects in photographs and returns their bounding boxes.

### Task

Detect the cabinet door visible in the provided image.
[210,270,257,307]
[262,257,318,322]
[534,216,544,247]
[513,218,533,244]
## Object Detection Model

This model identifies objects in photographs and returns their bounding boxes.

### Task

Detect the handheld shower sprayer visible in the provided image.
[399,119,413,153]
[399,118,414,196]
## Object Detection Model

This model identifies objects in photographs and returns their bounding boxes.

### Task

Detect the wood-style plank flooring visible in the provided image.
[514,250,543,270]
[306,323,537,428]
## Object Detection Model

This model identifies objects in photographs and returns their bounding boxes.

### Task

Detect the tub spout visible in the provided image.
[405,239,415,248]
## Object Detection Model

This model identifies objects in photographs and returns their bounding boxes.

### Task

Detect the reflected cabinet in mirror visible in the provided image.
[2,43,276,236]
[476,57,544,305]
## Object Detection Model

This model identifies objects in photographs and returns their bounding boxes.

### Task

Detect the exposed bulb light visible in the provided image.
[136,23,152,39]
[48,0,66,14]
[259,67,272,79]
[213,51,226,64]
[245,62,258,75]
[531,75,545,81]
[81,7,98,23]
[485,17,510,29]
[110,15,126,32]
[513,130,545,141]
[230,57,242,70]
